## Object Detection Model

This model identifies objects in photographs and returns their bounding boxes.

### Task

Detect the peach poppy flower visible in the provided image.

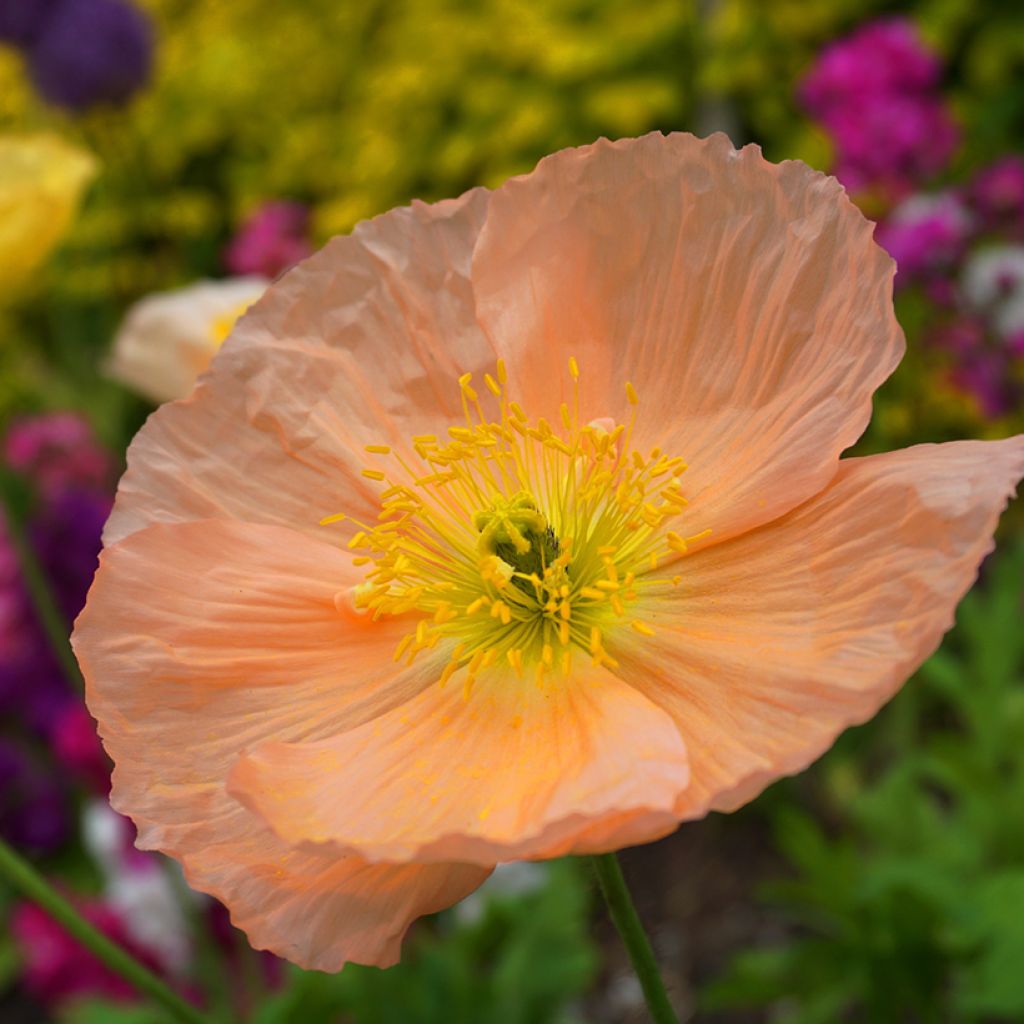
[72,133,1024,972]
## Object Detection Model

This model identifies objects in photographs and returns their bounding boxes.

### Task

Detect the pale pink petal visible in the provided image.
[229,664,688,866]
[72,519,488,967]
[473,132,905,546]
[613,437,1024,818]
[104,188,495,546]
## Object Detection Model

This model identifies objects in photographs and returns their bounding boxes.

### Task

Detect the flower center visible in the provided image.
[321,359,709,692]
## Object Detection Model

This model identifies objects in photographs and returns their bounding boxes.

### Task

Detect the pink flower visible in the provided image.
[52,702,111,795]
[3,413,112,498]
[970,156,1024,233]
[800,18,958,199]
[800,18,942,112]
[12,899,163,1005]
[223,201,312,279]
[875,192,972,288]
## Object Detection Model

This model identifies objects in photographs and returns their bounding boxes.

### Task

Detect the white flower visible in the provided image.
[961,245,1024,339]
[108,277,267,403]
[82,800,193,974]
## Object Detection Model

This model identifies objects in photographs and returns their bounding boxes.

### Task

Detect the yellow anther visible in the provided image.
[625,381,639,405]
[393,634,413,662]
[319,512,347,526]
[336,357,693,685]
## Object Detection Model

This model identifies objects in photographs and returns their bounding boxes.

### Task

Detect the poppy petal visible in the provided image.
[228,663,689,865]
[103,187,495,546]
[474,132,904,548]
[614,437,1024,818]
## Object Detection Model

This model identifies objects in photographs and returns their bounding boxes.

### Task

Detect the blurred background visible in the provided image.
[1,1,1023,1021]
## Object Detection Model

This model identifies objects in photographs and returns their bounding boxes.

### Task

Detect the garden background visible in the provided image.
[1,0,1023,1021]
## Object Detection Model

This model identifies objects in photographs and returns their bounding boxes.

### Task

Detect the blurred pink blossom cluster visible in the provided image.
[800,18,959,201]
[223,200,312,279]
[875,157,1024,417]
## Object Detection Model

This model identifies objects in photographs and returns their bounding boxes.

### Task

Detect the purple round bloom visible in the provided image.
[0,739,69,854]
[0,0,60,46]
[28,0,153,112]
[875,192,972,288]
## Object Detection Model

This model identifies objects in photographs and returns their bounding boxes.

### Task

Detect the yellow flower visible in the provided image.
[0,134,96,294]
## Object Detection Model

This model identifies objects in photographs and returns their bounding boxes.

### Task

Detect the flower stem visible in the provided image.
[0,836,208,1024]
[589,852,678,1024]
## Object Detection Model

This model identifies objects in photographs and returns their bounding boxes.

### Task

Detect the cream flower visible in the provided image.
[107,277,268,403]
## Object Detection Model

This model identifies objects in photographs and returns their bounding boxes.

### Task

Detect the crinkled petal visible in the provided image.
[473,132,904,547]
[229,663,689,866]
[103,188,495,546]
[72,519,488,967]
[181,828,489,972]
[614,437,1024,818]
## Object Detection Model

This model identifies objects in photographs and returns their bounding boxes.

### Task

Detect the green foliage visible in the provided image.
[252,860,597,1024]
[60,860,596,1024]
[704,542,1024,1023]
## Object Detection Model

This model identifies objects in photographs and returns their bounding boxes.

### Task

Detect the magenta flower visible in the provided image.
[13,899,163,1005]
[800,17,958,199]
[4,413,113,499]
[970,156,1024,235]
[223,201,312,279]
[875,192,972,288]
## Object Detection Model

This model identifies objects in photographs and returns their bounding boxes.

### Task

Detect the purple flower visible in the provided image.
[0,739,69,854]
[27,0,153,112]
[1,415,111,734]
[875,192,972,288]
[0,0,60,46]
[223,201,313,279]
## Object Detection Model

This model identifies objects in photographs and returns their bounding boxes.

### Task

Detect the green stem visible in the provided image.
[0,484,84,693]
[0,837,208,1024]
[589,852,678,1024]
